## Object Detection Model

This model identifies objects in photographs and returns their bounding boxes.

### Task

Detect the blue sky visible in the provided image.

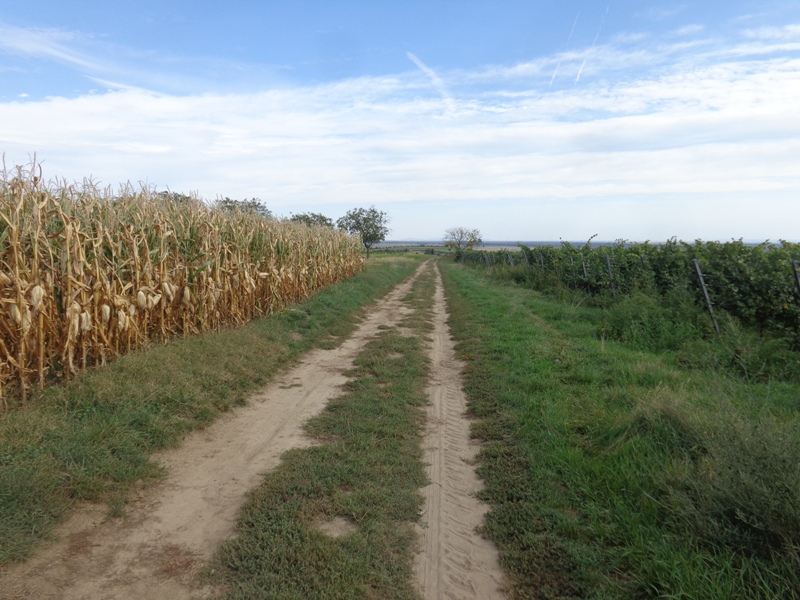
[1,1,799,241]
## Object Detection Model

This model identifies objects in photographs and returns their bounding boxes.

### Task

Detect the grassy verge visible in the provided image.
[439,260,800,599]
[209,262,437,598]
[0,259,419,566]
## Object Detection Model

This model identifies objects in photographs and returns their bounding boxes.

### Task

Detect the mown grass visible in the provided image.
[0,258,420,566]
[440,260,800,599]
[209,261,437,598]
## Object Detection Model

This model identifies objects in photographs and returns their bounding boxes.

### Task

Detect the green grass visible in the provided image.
[209,261,437,598]
[439,260,800,599]
[0,259,419,566]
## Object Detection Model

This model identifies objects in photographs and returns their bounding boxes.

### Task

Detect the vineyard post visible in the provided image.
[693,258,720,335]
[792,260,800,300]
[582,261,590,294]
[539,252,545,270]
[606,255,616,297]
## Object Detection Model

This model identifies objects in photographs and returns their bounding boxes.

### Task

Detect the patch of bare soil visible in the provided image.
[315,517,357,539]
[414,264,506,599]
[0,265,424,600]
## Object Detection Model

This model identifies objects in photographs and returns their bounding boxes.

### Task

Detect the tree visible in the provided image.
[214,197,272,219]
[336,206,390,257]
[289,212,334,228]
[444,227,482,251]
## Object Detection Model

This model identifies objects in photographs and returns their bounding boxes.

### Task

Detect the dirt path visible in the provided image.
[0,266,423,600]
[0,260,505,599]
[413,264,505,599]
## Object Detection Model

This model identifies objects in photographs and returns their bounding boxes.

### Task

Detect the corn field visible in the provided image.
[0,164,364,407]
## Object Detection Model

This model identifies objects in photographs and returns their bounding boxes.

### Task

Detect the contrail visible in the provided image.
[550,12,580,89]
[549,61,561,89]
[590,6,608,49]
[566,12,581,46]
[407,51,456,116]
[576,6,608,84]
[575,60,586,83]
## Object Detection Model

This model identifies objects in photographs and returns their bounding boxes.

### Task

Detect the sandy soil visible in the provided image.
[413,265,506,599]
[0,261,505,599]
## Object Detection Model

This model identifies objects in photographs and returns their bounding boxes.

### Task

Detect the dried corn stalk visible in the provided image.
[0,162,364,407]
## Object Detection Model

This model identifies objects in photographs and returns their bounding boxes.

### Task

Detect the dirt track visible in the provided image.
[414,265,505,599]
[0,261,503,599]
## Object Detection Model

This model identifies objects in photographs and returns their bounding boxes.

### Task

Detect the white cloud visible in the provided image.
[1,19,799,241]
[0,23,102,71]
[672,24,705,36]
[743,24,800,40]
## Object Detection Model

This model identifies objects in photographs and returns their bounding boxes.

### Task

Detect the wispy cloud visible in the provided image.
[635,6,687,21]
[406,52,456,116]
[743,24,800,40]
[1,18,799,240]
[0,23,103,71]
[672,24,705,36]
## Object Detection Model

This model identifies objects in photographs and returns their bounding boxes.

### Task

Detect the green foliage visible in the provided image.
[666,415,800,567]
[457,238,800,346]
[336,206,390,257]
[443,227,482,250]
[441,261,800,598]
[600,289,712,351]
[214,196,272,218]
[154,190,202,206]
[289,211,334,228]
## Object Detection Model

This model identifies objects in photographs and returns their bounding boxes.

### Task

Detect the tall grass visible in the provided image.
[441,259,800,598]
[0,163,363,405]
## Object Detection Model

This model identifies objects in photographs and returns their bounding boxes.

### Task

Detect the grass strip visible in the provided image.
[210,262,437,599]
[0,258,420,566]
[439,260,800,599]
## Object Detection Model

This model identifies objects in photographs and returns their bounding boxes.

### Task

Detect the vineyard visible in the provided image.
[457,238,800,344]
[0,165,364,406]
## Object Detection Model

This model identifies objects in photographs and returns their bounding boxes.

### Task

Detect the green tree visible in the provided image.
[336,206,390,257]
[444,227,482,250]
[214,197,272,218]
[290,212,334,228]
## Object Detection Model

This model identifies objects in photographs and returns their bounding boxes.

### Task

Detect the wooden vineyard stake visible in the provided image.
[606,255,616,297]
[693,259,720,335]
[582,261,590,294]
[793,260,800,300]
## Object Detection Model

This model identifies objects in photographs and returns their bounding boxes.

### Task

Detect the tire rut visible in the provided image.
[0,264,427,600]
[414,263,505,599]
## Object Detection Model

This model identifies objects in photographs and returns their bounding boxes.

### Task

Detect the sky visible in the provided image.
[1,1,799,242]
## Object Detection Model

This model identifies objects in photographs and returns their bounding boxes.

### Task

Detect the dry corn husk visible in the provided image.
[117,310,128,332]
[29,284,45,311]
[162,282,174,303]
[19,304,32,335]
[68,302,81,338]
[8,303,21,325]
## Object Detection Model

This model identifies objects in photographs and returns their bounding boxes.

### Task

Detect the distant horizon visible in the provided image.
[379,238,800,246]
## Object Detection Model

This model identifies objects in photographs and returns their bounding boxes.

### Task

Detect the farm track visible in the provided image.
[414,264,505,599]
[0,260,504,599]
